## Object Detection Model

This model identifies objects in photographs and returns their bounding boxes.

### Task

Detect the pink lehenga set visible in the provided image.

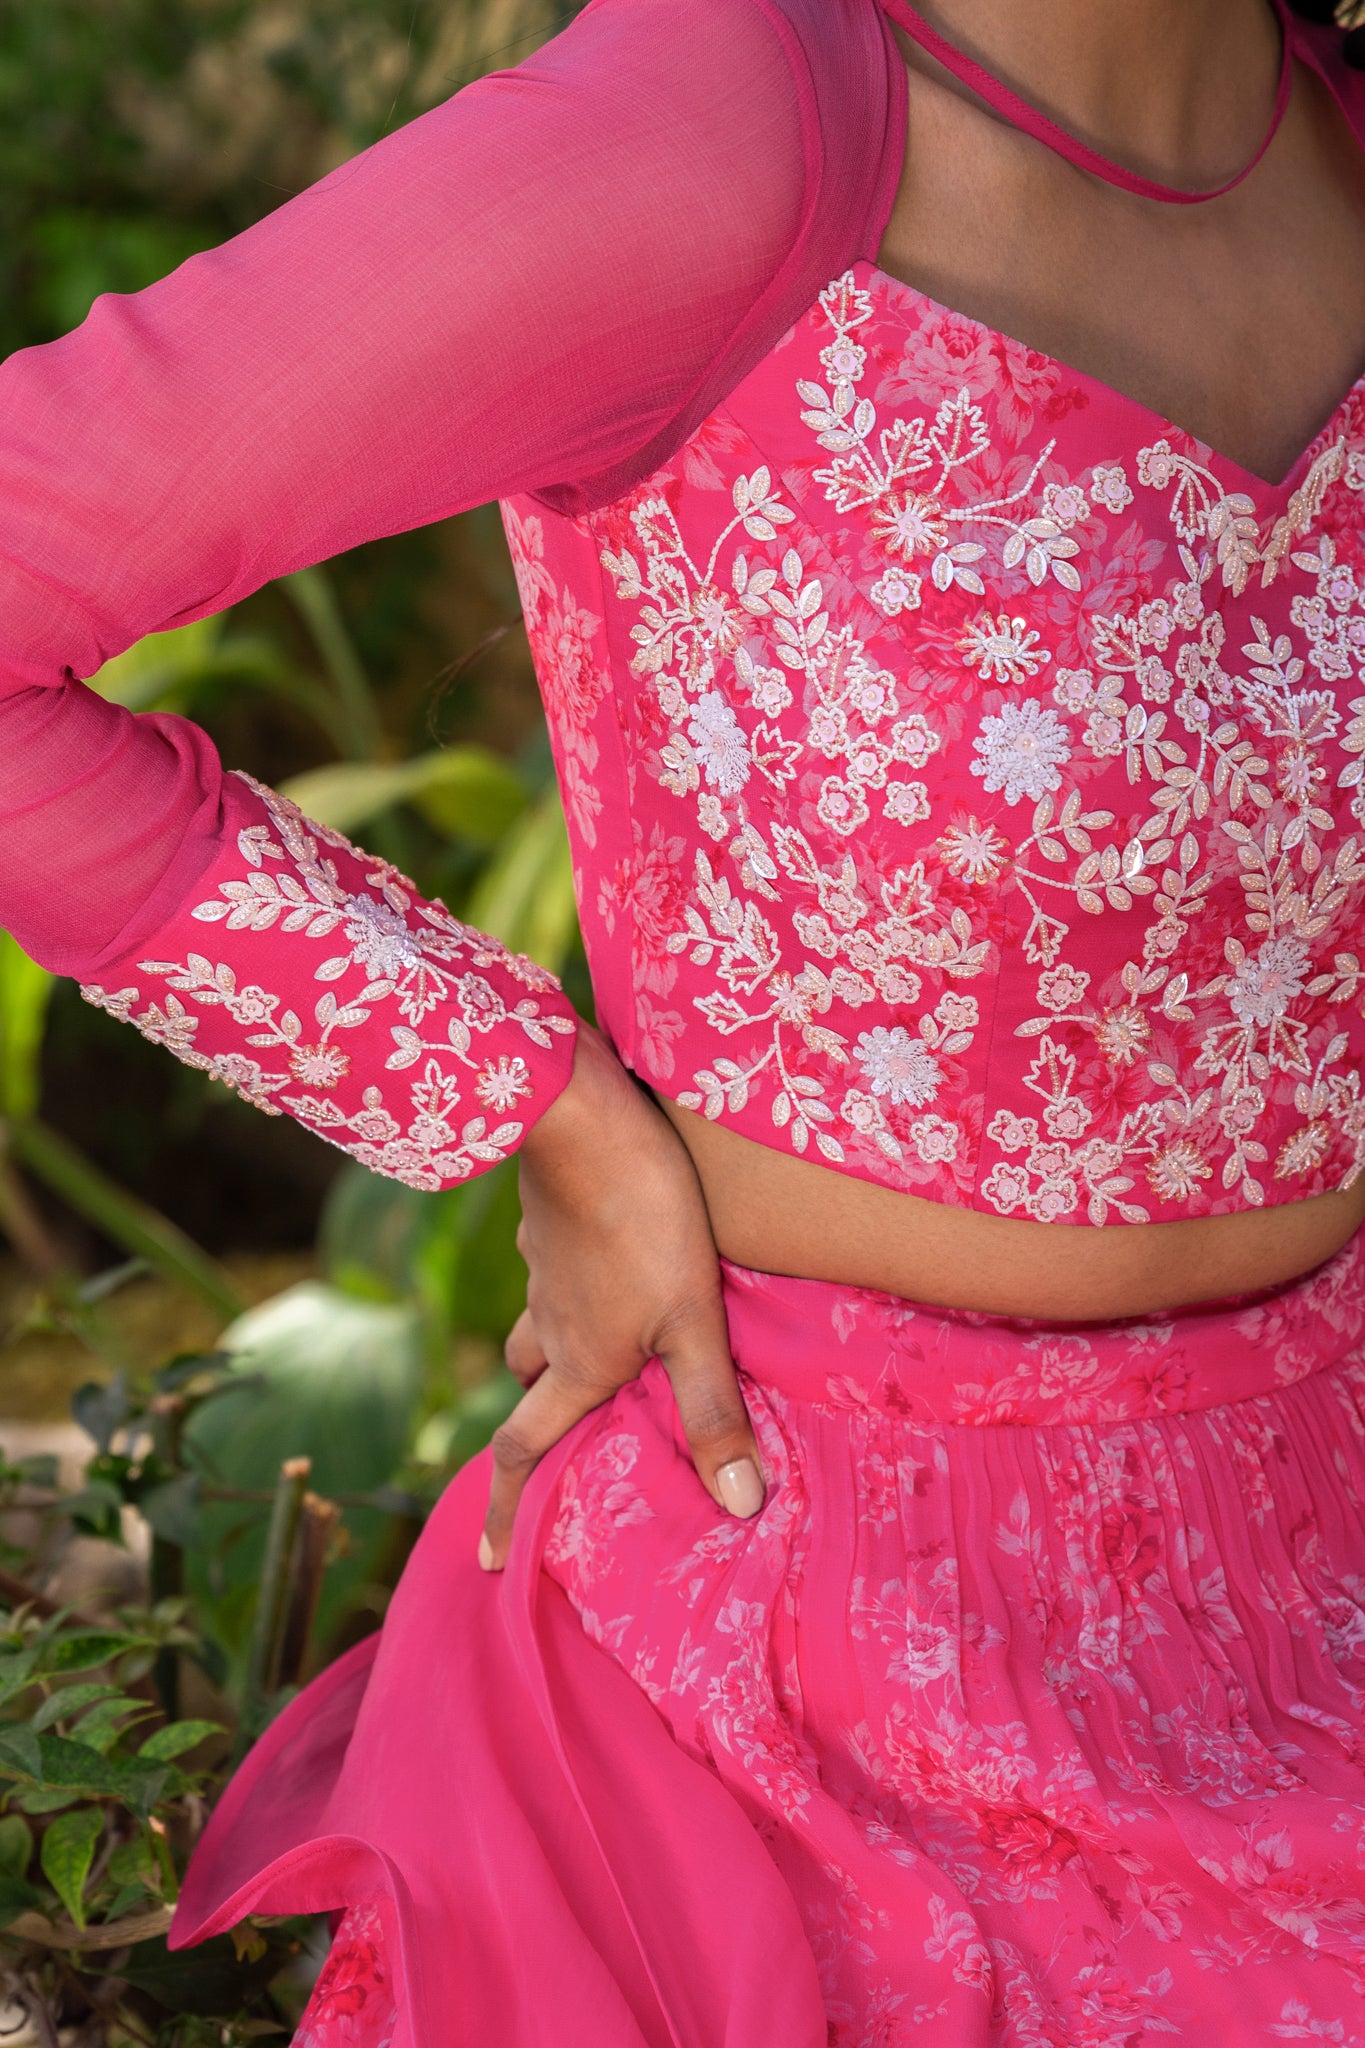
[3,0,1365,2039]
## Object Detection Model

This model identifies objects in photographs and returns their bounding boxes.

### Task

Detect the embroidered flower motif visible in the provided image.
[289,1042,351,1088]
[1037,964,1090,1011]
[958,613,1051,687]
[938,816,1010,884]
[875,491,950,559]
[1229,936,1311,1030]
[884,781,931,827]
[855,1025,943,1108]
[476,1055,533,1113]
[1090,463,1134,512]
[687,691,751,796]
[344,896,425,981]
[869,565,923,617]
[817,777,871,836]
[971,700,1071,805]
[1042,482,1089,529]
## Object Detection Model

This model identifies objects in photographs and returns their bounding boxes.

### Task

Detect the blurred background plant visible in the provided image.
[0,0,587,2035]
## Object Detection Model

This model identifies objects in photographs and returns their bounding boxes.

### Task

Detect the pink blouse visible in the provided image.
[2,1,1363,1220]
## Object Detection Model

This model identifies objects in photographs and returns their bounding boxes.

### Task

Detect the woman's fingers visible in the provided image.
[504,1307,548,1388]
[654,1301,765,1522]
[480,1361,617,1571]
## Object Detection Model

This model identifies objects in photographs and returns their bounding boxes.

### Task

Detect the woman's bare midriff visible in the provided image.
[658,1098,1365,1321]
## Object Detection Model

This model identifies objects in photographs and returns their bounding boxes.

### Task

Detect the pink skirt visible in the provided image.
[173,1238,1365,2045]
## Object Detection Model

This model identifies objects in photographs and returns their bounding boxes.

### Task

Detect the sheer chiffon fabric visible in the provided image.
[0,0,901,978]
[175,1235,1365,2045]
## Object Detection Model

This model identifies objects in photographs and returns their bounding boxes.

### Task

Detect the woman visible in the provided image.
[2,0,1365,2038]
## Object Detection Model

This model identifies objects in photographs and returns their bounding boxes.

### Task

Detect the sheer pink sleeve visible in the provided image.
[0,0,901,1187]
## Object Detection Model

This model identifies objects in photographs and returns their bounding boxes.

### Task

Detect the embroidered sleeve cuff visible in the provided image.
[76,771,579,1191]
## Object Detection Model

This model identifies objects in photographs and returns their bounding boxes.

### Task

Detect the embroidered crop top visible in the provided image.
[1,0,1363,1224]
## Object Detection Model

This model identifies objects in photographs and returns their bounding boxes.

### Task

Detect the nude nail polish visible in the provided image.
[716,1458,764,1519]
[478,1534,495,1571]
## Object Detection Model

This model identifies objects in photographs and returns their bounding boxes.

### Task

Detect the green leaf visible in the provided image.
[71,1372,131,1456]
[186,1283,422,1503]
[15,1789,77,1816]
[0,1867,44,1929]
[31,1735,165,1813]
[466,786,579,972]
[30,1684,127,1732]
[43,1631,145,1675]
[0,1652,38,1705]
[137,1471,201,1547]
[67,1698,151,1755]
[137,1720,223,1763]
[40,1806,102,1929]
[0,932,54,1124]
[281,746,526,844]
[0,1814,32,1879]
[0,1725,42,1781]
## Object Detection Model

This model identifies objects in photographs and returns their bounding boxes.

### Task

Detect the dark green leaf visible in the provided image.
[55,1480,125,1543]
[0,1814,32,1878]
[137,1719,223,1763]
[0,1868,44,1929]
[40,1806,102,1928]
[119,1930,286,2015]
[32,1734,165,1808]
[137,1471,201,1546]
[67,1698,151,1755]
[29,1684,126,1733]
[15,1789,76,1815]
[71,1372,130,1455]
[0,1725,42,1781]
[43,1631,144,1674]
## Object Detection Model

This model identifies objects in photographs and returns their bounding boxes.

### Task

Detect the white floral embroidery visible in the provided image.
[82,775,572,1192]
[971,701,1072,806]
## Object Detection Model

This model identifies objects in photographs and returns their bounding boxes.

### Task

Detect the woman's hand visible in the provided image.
[478,1021,764,1570]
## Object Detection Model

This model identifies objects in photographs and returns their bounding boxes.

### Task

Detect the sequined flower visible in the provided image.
[971,700,1071,805]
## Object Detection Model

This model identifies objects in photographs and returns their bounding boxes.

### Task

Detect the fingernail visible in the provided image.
[477,1534,495,1572]
[716,1458,764,1520]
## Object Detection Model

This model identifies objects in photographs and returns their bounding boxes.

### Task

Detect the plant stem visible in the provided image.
[238,1458,311,1750]
[0,1142,66,1281]
[9,1120,243,1323]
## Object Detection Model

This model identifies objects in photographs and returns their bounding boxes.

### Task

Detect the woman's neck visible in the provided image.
[905,0,1284,188]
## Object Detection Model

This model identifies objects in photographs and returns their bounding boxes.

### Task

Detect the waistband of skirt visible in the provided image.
[719,1228,1365,1427]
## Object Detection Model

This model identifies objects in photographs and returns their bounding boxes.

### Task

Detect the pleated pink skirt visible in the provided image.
[173,1236,1365,2045]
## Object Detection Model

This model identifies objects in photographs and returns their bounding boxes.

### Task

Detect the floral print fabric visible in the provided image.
[187,1233,1365,2046]
[509,262,1365,1222]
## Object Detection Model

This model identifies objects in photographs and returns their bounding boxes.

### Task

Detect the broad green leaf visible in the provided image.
[0,1814,32,1878]
[137,1719,223,1763]
[30,1684,127,1732]
[280,745,525,844]
[44,1630,145,1675]
[466,787,579,972]
[0,1725,42,1780]
[0,1868,44,1929]
[106,1835,158,1890]
[0,931,53,1123]
[186,1282,422,1501]
[40,1806,102,1929]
